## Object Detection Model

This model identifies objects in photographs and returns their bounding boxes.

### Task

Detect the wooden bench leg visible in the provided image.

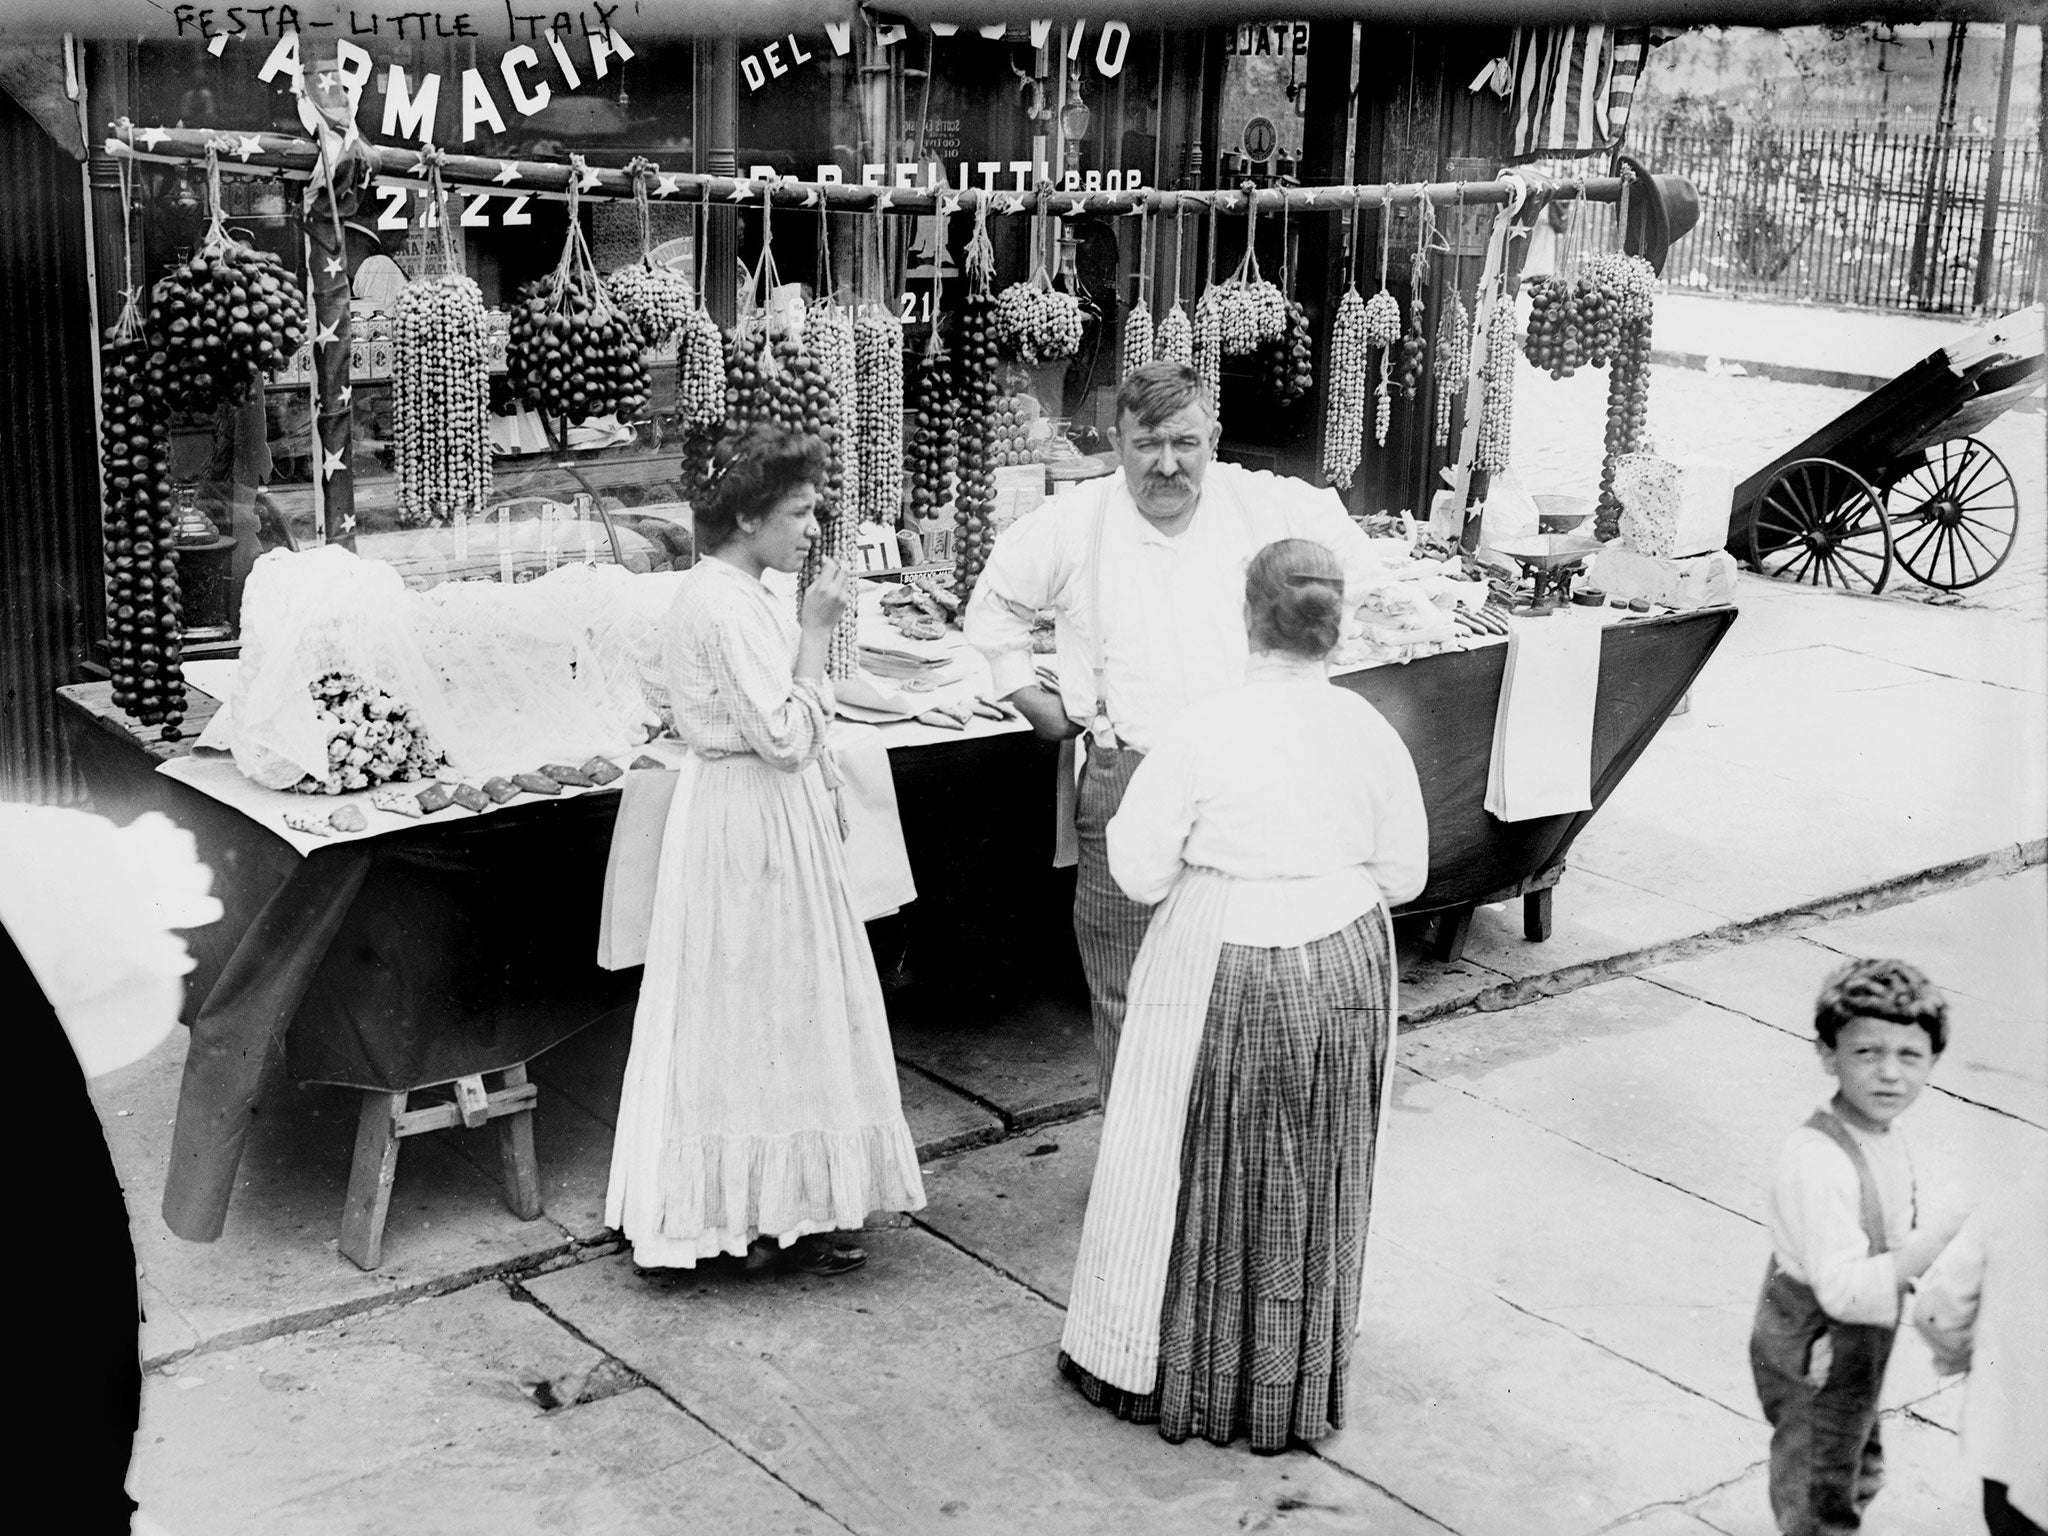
[493,1064,543,1221]
[1524,887,1555,943]
[339,1090,407,1272]
[1430,905,1476,964]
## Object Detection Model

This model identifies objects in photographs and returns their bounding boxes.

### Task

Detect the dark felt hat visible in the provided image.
[1617,156,1701,277]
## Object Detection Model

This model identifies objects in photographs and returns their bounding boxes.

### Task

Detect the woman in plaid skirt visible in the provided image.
[1058,538,1428,1453]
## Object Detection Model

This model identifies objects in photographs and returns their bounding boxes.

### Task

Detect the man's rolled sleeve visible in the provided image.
[964,508,1068,700]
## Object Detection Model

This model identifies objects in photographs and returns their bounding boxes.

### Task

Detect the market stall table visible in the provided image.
[56,602,1732,1264]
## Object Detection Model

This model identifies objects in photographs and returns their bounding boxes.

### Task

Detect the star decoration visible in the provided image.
[323,256,344,276]
[339,512,357,534]
[338,384,353,405]
[233,135,263,163]
[727,181,752,203]
[322,447,346,480]
[577,164,602,192]
[318,71,338,90]
[314,319,340,348]
[997,192,1027,215]
[798,186,819,207]
[492,161,521,185]
[875,188,895,212]
[137,125,168,152]
[653,173,679,198]
[410,153,433,178]
[937,190,963,219]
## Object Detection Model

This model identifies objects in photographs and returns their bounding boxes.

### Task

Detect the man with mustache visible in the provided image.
[964,361,1387,1098]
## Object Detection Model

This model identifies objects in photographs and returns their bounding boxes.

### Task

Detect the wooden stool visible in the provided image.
[338,1063,543,1271]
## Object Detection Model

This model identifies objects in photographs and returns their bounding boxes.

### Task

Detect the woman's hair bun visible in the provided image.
[1246,538,1345,658]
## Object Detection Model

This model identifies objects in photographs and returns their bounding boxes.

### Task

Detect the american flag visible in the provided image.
[1505,25,1659,162]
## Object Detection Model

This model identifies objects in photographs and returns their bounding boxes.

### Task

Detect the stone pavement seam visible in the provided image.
[1593,1459,1762,1536]
[1406,839,2045,1031]
[1398,1060,1765,1238]
[140,1232,625,1371]
[505,1277,867,1536]
[1294,1448,1468,1535]
[907,1209,1071,1313]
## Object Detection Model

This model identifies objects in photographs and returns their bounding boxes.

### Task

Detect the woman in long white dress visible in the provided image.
[1059,537,1428,1451]
[605,424,925,1276]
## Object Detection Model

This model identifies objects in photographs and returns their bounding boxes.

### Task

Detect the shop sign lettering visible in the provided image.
[817,161,1146,195]
[247,13,631,145]
[743,18,1134,96]
[1223,23,1309,57]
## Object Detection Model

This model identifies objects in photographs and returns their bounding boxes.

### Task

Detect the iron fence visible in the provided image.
[1550,123,2043,315]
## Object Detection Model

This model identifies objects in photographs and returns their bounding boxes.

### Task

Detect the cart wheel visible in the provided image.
[1882,437,2020,591]
[1747,458,1894,595]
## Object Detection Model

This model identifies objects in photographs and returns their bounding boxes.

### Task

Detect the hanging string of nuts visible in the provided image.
[1322,285,1368,488]
[99,152,184,740]
[1361,194,1402,449]
[908,325,956,531]
[677,188,726,434]
[806,280,862,677]
[156,141,308,415]
[604,160,695,352]
[1475,294,1518,475]
[1433,290,1470,449]
[1593,255,1657,538]
[993,266,1083,366]
[1255,198,1312,410]
[392,156,490,529]
[853,305,905,529]
[952,202,1000,601]
[1192,204,1225,416]
[507,155,649,425]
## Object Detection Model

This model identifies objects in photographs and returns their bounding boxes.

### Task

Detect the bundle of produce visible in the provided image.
[156,146,308,415]
[952,206,1001,600]
[853,302,904,529]
[1433,291,1471,448]
[1121,293,1155,382]
[290,671,446,795]
[1192,286,1224,421]
[678,300,726,431]
[991,396,1042,465]
[1320,286,1368,488]
[907,330,957,525]
[993,269,1084,366]
[1154,302,1193,366]
[98,295,184,737]
[1215,204,1288,359]
[1209,281,1261,358]
[1522,272,1587,378]
[1585,253,1657,538]
[1394,296,1429,401]
[605,262,694,353]
[804,294,863,675]
[391,165,491,529]
[1362,287,1402,448]
[1258,297,1314,411]
[604,163,694,352]
[1474,294,1518,475]
[506,158,649,424]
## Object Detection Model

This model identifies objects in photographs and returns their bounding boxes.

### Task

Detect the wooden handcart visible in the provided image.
[1730,306,2043,594]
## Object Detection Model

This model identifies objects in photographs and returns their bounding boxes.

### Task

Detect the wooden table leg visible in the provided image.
[1430,905,1476,964]
[339,1090,407,1271]
[1524,887,1554,942]
[493,1063,543,1221]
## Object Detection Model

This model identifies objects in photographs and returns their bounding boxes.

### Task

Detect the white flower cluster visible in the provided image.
[291,671,445,795]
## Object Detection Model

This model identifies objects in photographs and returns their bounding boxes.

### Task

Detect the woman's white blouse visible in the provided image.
[663,557,833,772]
[1106,655,1429,945]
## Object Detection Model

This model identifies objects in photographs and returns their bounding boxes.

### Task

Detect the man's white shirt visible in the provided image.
[962,462,1384,754]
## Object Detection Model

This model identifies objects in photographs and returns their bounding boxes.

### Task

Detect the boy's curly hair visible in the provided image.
[1814,958,1948,1054]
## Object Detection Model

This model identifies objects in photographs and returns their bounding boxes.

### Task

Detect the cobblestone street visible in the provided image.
[1509,357,2046,620]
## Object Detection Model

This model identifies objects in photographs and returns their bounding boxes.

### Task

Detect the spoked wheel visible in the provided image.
[1882,437,2020,590]
[1747,458,1894,595]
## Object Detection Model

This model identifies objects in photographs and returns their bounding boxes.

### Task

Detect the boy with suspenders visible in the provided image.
[1751,958,1968,1536]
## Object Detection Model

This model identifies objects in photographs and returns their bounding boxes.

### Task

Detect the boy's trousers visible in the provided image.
[1749,1107,1901,1536]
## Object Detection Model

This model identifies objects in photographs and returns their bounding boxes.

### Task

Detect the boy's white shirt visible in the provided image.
[1767,1105,1916,1327]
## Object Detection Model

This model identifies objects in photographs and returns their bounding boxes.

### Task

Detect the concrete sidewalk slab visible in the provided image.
[1650,292,1980,386]
[1331,1238,1767,1536]
[1689,1405,1979,1536]
[1374,1066,1765,1415]
[94,1032,589,1366]
[915,1116,1098,1306]
[529,1237,1434,1536]
[131,1284,834,1536]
